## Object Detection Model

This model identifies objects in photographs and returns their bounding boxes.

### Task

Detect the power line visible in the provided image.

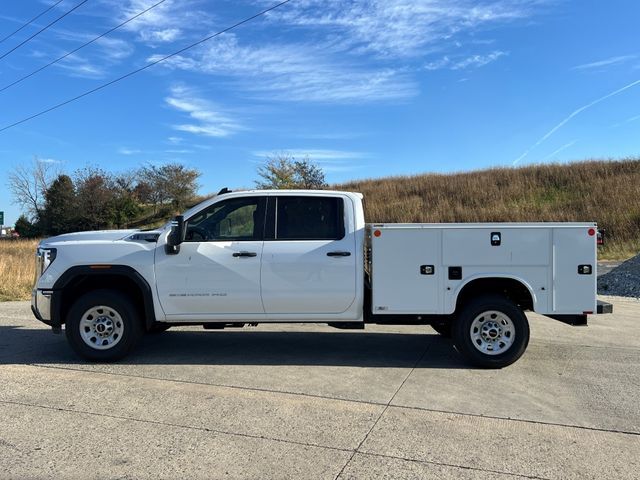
[0,0,292,134]
[0,0,90,61]
[0,0,168,94]
[0,0,65,45]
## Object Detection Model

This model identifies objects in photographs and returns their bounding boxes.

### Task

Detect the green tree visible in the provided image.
[42,174,77,235]
[14,214,41,238]
[74,167,115,230]
[138,163,200,210]
[255,153,327,189]
[161,163,201,209]
[107,173,142,228]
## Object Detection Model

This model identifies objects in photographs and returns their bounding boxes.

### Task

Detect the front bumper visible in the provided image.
[31,288,54,326]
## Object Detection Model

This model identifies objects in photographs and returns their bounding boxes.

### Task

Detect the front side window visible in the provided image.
[276,196,344,240]
[185,197,264,242]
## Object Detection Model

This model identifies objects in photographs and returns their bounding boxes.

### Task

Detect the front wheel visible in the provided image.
[65,290,143,362]
[452,294,530,368]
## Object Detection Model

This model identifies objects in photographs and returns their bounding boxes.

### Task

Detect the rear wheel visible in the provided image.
[65,290,142,362]
[452,294,529,368]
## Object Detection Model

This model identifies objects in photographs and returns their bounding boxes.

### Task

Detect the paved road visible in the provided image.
[0,298,638,479]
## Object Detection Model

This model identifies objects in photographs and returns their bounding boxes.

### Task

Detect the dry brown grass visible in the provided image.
[338,158,640,260]
[0,239,38,301]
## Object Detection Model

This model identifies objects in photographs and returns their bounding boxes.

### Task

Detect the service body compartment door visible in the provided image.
[552,227,597,313]
[371,227,441,314]
[442,228,551,266]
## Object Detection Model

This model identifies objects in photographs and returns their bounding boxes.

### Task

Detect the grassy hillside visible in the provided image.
[338,158,640,260]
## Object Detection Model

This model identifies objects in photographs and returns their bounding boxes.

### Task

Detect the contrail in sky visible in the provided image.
[541,140,577,162]
[513,78,640,165]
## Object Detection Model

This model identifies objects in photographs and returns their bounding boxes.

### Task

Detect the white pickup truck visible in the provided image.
[31,189,612,368]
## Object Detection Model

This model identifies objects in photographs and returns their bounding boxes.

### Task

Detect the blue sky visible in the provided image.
[1,0,639,225]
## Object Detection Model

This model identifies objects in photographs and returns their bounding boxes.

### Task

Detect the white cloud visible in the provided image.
[425,56,452,70]
[119,0,212,45]
[150,34,417,103]
[572,55,636,71]
[165,149,194,154]
[253,149,366,173]
[141,28,180,43]
[94,36,135,61]
[38,157,63,164]
[148,0,542,103]
[49,27,135,62]
[253,149,366,160]
[266,0,536,58]
[425,50,507,70]
[54,54,105,79]
[118,147,142,155]
[165,85,243,137]
[451,50,507,69]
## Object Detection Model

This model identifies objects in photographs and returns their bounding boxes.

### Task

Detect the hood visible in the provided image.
[41,229,138,245]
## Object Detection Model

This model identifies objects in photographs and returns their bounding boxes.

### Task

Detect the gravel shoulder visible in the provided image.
[598,254,640,298]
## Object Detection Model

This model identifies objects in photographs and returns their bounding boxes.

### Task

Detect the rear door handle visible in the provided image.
[327,251,351,257]
[232,251,257,257]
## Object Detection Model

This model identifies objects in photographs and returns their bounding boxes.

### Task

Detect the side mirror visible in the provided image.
[166,215,185,254]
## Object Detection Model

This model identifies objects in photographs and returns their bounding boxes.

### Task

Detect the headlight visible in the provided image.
[35,247,57,280]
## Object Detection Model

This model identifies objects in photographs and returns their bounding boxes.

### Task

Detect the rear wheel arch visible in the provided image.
[454,276,535,314]
[52,265,156,331]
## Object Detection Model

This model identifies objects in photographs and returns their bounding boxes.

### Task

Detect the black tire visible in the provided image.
[431,323,452,337]
[148,323,171,334]
[65,289,143,362]
[452,294,530,369]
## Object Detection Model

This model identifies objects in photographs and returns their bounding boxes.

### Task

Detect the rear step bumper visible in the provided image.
[597,300,613,314]
[544,301,613,326]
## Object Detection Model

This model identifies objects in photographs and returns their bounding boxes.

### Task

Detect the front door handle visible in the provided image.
[232,251,257,258]
[327,251,351,257]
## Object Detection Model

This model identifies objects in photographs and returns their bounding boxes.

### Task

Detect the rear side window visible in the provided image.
[276,196,344,240]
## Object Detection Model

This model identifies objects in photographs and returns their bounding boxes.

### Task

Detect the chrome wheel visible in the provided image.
[79,306,124,350]
[469,310,515,355]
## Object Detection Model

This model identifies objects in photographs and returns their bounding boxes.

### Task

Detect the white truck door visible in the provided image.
[155,196,266,318]
[261,195,357,315]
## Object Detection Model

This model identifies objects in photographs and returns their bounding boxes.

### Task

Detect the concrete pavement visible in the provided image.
[0,297,638,479]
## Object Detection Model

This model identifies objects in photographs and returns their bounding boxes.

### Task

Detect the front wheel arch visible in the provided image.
[52,265,156,331]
